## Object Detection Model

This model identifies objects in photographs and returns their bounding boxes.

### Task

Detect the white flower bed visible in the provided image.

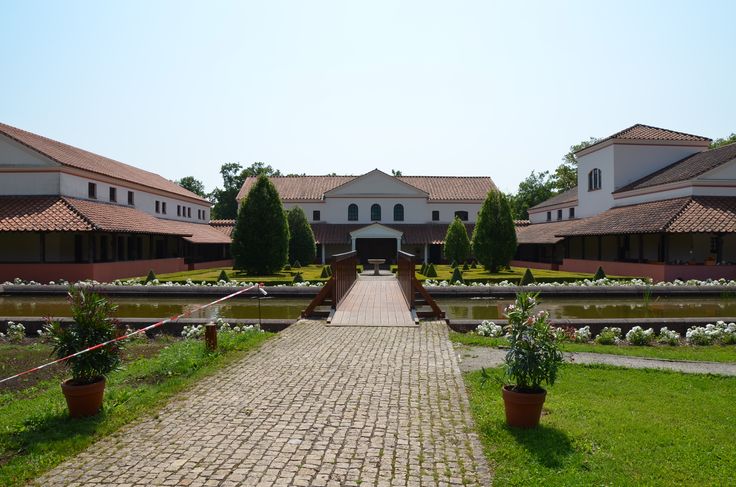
[181,317,263,340]
[422,277,736,288]
[657,327,681,345]
[686,321,736,345]
[2,321,26,342]
[574,325,591,343]
[625,326,655,346]
[594,326,622,345]
[475,321,504,337]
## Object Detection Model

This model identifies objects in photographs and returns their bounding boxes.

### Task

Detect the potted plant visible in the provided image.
[501,292,564,428]
[47,288,122,418]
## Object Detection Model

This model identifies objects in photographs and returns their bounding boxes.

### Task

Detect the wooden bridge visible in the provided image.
[302,251,445,326]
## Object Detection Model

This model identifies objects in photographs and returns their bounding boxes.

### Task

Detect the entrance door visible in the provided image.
[355,238,396,266]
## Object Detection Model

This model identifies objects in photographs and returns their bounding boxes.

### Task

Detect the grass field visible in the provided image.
[466,364,736,486]
[449,331,736,363]
[0,331,272,486]
[415,264,630,283]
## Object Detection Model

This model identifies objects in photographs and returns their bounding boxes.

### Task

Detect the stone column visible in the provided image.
[424,243,429,263]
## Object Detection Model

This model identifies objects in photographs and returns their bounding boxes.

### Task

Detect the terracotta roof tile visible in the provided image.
[576,123,711,155]
[63,198,190,236]
[210,220,235,237]
[157,220,231,244]
[667,197,736,233]
[238,174,495,202]
[615,143,736,193]
[0,122,208,203]
[0,196,92,232]
[529,188,578,211]
[310,223,474,245]
[515,219,580,244]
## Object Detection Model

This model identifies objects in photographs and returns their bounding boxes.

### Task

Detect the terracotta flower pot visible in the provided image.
[502,385,547,428]
[61,377,106,418]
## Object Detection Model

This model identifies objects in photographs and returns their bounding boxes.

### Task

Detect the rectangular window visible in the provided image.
[454,210,468,221]
[177,205,181,217]
[88,182,97,199]
[313,210,321,221]
[155,201,160,213]
[710,237,719,253]
[432,210,440,221]
[109,187,117,202]
[127,191,134,205]
[546,211,551,221]
[569,207,575,218]
[162,202,167,214]
[187,207,191,218]
[557,209,562,220]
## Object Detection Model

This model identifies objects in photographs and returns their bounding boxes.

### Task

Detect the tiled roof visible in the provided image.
[576,123,711,155]
[237,175,495,202]
[614,143,736,193]
[0,196,92,232]
[528,188,578,212]
[515,219,580,244]
[310,223,474,245]
[514,220,531,226]
[0,196,190,236]
[557,197,736,236]
[157,220,232,244]
[0,122,208,203]
[210,220,235,237]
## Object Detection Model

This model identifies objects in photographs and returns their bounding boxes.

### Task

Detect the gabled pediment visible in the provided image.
[0,134,60,168]
[325,169,428,198]
[350,223,404,239]
[697,157,736,180]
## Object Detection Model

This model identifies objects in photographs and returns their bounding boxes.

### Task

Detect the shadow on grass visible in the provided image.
[506,423,575,468]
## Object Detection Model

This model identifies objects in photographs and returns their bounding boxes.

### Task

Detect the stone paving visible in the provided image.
[38,321,491,486]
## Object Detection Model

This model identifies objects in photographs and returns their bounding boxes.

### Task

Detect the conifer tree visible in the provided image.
[231,175,289,275]
[443,217,471,265]
[287,207,317,266]
[472,190,517,272]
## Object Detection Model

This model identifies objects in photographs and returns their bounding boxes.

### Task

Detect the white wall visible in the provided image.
[60,173,211,222]
[698,159,736,180]
[0,172,60,195]
[284,198,482,224]
[612,144,704,190]
[528,205,578,224]
[576,145,615,218]
[326,171,426,197]
[0,136,58,167]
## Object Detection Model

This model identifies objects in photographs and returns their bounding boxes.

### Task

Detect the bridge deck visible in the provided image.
[329,276,416,327]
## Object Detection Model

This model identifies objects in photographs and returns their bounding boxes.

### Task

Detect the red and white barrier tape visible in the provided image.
[0,283,268,385]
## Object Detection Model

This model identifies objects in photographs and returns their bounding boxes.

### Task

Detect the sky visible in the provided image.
[2,0,735,194]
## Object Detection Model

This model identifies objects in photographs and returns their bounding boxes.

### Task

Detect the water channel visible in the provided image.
[1,295,735,321]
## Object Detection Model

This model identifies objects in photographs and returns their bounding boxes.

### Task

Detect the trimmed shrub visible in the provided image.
[292,272,304,283]
[232,174,289,275]
[472,190,517,272]
[320,266,330,278]
[425,263,438,278]
[292,260,302,268]
[283,264,291,270]
[595,327,622,345]
[145,269,157,283]
[443,217,471,265]
[451,267,463,284]
[462,262,470,271]
[657,327,681,346]
[519,268,535,286]
[594,266,606,280]
[420,263,428,275]
[450,259,458,268]
[471,261,477,269]
[287,207,317,266]
[217,269,229,282]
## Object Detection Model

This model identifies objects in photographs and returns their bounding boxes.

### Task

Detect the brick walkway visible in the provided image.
[330,276,415,327]
[38,321,491,486]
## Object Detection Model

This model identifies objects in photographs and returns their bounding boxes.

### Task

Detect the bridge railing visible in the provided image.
[397,251,415,309]
[332,250,358,306]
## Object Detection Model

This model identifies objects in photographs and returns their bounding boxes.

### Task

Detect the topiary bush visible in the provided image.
[471,261,478,269]
[462,262,470,271]
[320,266,330,278]
[420,263,428,275]
[218,269,229,282]
[287,207,317,266]
[292,260,302,269]
[451,267,463,284]
[292,272,304,283]
[450,259,458,268]
[283,264,291,270]
[594,266,606,280]
[472,190,517,272]
[519,268,535,286]
[444,216,472,265]
[425,263,438,278]
[145,270,157,283]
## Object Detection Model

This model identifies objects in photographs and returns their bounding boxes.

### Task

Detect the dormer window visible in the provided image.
[371,204,381,221]
[588,168,602,191]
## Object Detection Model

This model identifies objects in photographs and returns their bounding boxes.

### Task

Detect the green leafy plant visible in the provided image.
[47,288,122,385]
[595,326,622,345]
[503,293,563,392]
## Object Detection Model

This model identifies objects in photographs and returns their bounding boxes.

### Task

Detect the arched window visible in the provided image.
[588,168,602,191]
[393,204,404,221]
[454,210,469,221]
[371,204,382,221]
[348,204,359,221]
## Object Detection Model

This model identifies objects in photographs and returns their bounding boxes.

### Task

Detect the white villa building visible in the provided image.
[516,124,736,281]
[0,122,231,282]
[237,169,495,265]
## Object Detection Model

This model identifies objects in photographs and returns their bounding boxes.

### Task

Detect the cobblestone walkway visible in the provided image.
[39,321,491,486]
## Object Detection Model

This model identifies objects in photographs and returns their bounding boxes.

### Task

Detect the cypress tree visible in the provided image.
[472,190,517,273]
[231,175,289,275]
[443,217,471,265]
[287,207,317,266]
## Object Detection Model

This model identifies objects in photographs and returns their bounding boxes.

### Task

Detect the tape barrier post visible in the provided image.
[0,283,265,385]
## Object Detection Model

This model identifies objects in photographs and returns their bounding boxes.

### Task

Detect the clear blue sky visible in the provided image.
[2,0,734,193]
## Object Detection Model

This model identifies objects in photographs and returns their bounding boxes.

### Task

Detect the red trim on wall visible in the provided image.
[559,258,736,282]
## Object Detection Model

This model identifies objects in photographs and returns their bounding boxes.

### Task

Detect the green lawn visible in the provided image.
[129,264,329,284]
[466,364,736,486]
[415,264,631,284]
[0,331,272,486]
[449,331,736,363]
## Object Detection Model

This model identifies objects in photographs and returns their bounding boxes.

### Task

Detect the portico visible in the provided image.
[350,223,403,266]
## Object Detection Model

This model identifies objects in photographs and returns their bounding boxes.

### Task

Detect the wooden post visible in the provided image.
[205,322,217,351]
